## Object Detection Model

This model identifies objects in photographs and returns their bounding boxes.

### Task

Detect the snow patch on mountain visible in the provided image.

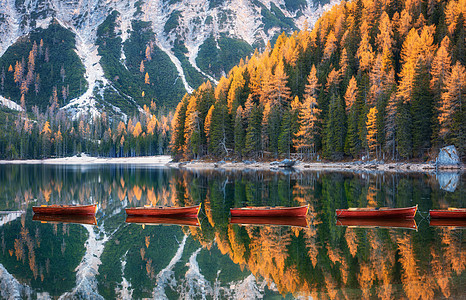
[116,251,133,300]
[59,224,108,300]
[0,264,32,299]
[153,234,188,299]
[0,211,25,227]
[179,247,213,299]
[114,0,136,65]
[232,274,263,299]
[0,0,23,57]
[297,0,342,29]
[0,96,23,112]
[142,0,194,93]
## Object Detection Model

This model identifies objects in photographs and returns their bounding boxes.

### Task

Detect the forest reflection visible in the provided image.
[0,165,464,299]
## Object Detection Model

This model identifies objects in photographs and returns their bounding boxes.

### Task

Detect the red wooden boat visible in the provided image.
[429,208,466,219]
[230,205,309,217]
[230,216,308,228]
[429,218,466,228]
[32,204,97,215]
[33,214,97,225]
[335,205,417,219]
[336,218,417,230]
[125,216,200,227]
[125,205,200,217]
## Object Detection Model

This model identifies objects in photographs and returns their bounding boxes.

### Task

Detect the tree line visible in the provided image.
[0,102,171,159]
[170,0,465,162]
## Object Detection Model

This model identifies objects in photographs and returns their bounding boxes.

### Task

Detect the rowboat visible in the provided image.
[32,204,97,215]
[429,208,466,219]
[230,205,309,217]
[335,205,417,219]
[429,218,466,228]
[125,205,200,217]
[336,218,417,230]
[125,216,199,227]
[230,216,308,228]
[33,214,97,225]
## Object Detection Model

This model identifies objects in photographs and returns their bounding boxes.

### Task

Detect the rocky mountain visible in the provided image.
[0,0,337,119]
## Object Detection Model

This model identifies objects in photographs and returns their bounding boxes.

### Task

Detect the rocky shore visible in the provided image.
[166,159,464,173]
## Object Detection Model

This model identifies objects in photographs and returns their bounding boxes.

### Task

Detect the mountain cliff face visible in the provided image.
[0,0,337,118]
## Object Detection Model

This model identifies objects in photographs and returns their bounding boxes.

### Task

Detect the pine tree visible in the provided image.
[344,76,358,113]
[227,67,246,113]
[322,31,338,62]
[304,65,320,99]
[438,62,466,155]
[324,95,346,160]
[234,106,245,157]
[244,105,263,157]
[396,101,412,159]
[366,107,378,159]
[204,105,214,152]
[430,37,451,147]
[294,95,321,159]
[384,94,397,159]
[270,60,292,108]
[209,100,231,156]
[169,95,189,158]
[140,60,145,74]
[278,109,292,157]
[411,64,433,157]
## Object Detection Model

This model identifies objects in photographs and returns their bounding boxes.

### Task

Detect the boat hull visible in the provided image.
[125,205,200,217]
[126,216,199,227]
[230,216,308,228]
[429,209,466,219]
[336,205,417,219]
[33,214,97,225]
[230,205,309,217]
[32,204,97,215]
[336,218,417,230]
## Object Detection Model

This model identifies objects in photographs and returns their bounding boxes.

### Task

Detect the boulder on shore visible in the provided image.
[279,159,296,168]
[437,145,460,166]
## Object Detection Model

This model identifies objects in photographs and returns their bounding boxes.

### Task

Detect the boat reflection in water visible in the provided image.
[230,216,308,228]
[429,218,466,229]
[32,213,97,225]
[336,217,418,230]
[125,215,200,227]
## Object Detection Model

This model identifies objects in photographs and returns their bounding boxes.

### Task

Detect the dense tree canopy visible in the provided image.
[171,0,466,161]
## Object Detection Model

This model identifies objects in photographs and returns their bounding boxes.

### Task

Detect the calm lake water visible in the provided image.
[0,164,464,299]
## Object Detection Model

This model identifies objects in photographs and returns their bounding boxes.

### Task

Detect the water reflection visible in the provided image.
[0,165,464,299]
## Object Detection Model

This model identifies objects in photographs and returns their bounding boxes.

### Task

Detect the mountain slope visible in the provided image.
[0,0,338,118]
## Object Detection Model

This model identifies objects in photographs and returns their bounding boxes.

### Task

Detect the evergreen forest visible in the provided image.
[170,0,466,162]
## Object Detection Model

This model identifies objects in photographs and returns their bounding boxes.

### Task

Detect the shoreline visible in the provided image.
[0,155,173,166]
[0,155,463,173]
[166,160,465,173]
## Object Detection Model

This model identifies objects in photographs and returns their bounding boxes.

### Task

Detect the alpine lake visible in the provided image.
[0,164,464,299]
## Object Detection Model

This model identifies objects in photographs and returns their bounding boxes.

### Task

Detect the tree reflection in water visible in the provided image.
[0,165,464,299]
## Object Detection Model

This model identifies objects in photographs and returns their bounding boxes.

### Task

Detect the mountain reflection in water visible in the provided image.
[0,165,464,299]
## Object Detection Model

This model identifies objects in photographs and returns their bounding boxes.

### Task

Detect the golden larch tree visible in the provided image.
[366,107,378,158]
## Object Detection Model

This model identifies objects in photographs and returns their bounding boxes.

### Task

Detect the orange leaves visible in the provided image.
[366,107,378,158]
[132,121,143,137]
[438,62,466,138]
[445,0,466,35]
[322,31,338,62]
[41,121,52,135]
[344,76,358,113]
